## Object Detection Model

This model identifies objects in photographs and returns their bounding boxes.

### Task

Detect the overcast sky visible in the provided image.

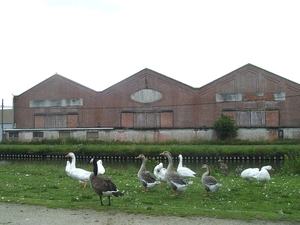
[1,0,300,108]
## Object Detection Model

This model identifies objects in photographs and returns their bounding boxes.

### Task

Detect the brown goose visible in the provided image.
[201,164,222,196]
[235,165,243,174]
[136,154,160,192]
[218,158,228,176]
[89,157,123,206]
[160,151,192,196]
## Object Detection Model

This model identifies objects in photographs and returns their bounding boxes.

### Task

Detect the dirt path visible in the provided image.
[0,203,294,225]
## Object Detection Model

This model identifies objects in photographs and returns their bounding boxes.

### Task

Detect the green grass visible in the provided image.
[1,160,299,223]
[1,143,300,157]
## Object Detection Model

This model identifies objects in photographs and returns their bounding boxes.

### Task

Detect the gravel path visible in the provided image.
[0,203,294,225]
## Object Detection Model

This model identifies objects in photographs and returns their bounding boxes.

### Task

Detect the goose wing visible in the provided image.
[70,168,91,181]
[140,171,157,185]
[91,176,118,192]
[202,175,218,185]
[168,171,188,185]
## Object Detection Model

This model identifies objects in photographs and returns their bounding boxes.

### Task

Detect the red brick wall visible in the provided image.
[13,65,300,130]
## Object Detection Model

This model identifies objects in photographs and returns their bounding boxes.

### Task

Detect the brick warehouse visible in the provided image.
[6,64,300,142]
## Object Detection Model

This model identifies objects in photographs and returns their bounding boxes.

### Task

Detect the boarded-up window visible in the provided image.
[146,113,160,127]
[67,114,78,128]
[34,116,44,128]
[45,115,67,128]
[135,113,146,127]
[161,112,173,128]
[134,113,160,128]
[266,110,279,127]
[121,113,134,128]
[37,113,77,128]
[237,111,265,127]
[133,112,161,128]
[250,111,265,127]
[122,111,173,128]
[233,110,278,127]
[238,111,250,127]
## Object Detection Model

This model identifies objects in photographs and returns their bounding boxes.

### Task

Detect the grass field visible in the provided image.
[1,157,299,223]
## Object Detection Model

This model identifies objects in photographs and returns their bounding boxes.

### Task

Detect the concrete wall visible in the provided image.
[5,128,300,142]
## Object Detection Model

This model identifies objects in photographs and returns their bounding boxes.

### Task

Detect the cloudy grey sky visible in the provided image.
[1,0,299,107]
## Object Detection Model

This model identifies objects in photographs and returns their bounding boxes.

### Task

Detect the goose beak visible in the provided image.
[65,153,70,157]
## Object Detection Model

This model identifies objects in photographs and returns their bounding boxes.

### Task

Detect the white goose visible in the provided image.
[241,167,259,185]
[65,160,71,177]
[257,165,274,188]
[153,162,167,182]
[160,151,192,196]
[177,154,196,178]
[66,152,91,188]
[89,158,105,174]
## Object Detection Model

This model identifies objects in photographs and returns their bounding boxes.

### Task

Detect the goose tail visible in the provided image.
[112,190,124,197]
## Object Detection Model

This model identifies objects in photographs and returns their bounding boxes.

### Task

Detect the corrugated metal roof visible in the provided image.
[0,109,13,124]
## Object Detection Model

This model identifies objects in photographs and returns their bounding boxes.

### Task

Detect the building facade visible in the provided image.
[0,109,13,141]
[8,64,300,141]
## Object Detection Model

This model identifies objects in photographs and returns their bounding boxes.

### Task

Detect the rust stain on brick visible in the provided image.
[243,93,274,101]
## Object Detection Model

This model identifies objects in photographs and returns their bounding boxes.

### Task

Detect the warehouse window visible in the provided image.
[134,112,160,128]
[87,131,98,139]
[278,130,284,139]
[9,132,19,138]
[59,131,70,139]
[223,109,279,127]
[121,110,173,128]
[35,113,78,128]
[45,115,67,128]
[33,132,44,138]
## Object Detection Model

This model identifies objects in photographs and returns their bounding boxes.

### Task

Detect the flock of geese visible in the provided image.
[65,151,274,206]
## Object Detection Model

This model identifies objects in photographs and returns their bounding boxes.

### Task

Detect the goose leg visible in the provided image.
[107,196,111,206]
[99,196,104,206]
[83,180,87,189]
[143,187,149,192]
[172,190,179,196]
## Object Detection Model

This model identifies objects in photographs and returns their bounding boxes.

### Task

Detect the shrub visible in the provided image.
[213,113,238,140]
[282,151,300,175]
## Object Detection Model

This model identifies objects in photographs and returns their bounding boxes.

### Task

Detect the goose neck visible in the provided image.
[166,153,174,171]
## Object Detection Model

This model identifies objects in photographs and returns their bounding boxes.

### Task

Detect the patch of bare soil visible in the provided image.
[0,203,294,225]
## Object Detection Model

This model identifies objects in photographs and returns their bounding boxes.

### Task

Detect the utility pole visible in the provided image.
[1,99,3,142]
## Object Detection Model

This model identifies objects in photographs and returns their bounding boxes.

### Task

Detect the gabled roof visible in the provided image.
[200,63,300,89]
[16,73,97,97]
[100,68,195,93]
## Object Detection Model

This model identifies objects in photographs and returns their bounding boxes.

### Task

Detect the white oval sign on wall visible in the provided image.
[130,89,162,103]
